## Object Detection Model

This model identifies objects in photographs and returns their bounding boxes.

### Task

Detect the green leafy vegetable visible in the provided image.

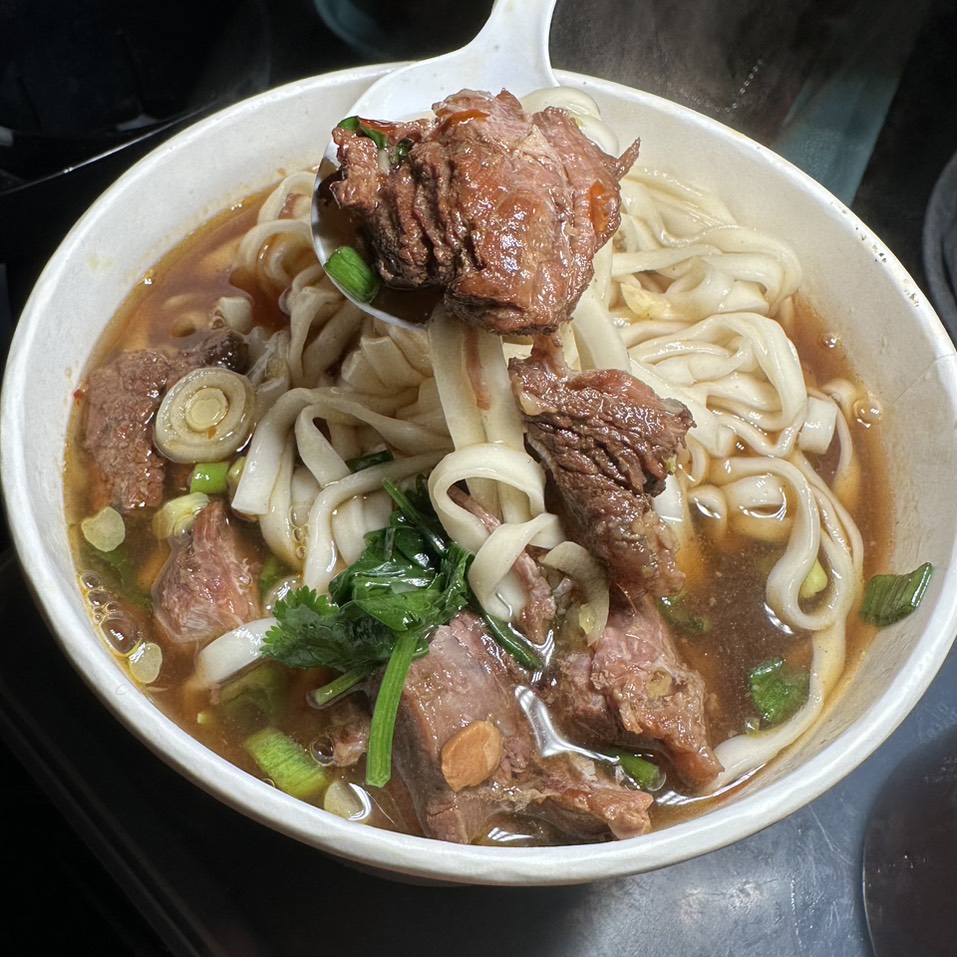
[263,477,546,786]
[382,479,544,671]
[657,591,712,636]
[860,562,934,627]
[324,246,381,303]
[748,657,809,727]
[346,449,394,472]
[262,480,472,786]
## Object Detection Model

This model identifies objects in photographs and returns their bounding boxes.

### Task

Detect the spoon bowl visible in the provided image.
[311,0,558,328]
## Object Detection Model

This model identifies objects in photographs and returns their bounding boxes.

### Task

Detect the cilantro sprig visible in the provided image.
[262,477,544,787]
[263,479,470,787]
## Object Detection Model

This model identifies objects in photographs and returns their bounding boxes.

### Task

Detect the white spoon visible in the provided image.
[311,0,559,328]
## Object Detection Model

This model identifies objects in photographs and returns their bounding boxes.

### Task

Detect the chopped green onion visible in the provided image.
[337,115,388,149]
[799,558,828,600]
[605,748,666,792]
[81,506,126,552]
[749,657,809,727]
[347,449,394,472]
[860,562,934,627]
[259,553,290,595]
[243,727,329,802]
[366,629,419,788]
[220,661,288,735]
[227,457,246,494]
[657,591,711,636]
[189,460,231,494]
[324,245,381,303]
[152,492,208,540]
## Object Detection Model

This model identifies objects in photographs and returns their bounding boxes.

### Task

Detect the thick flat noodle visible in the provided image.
[153,501,263,645]
[387,610,652,843]
[509,339,693,597]
[448,486,555,646]
[331,89,639,335]
[545,595,722,790]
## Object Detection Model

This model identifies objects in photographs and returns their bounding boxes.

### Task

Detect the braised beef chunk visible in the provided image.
[387,610,653,844]
[81,327,248,513]
[153,501,263,645]
[83,349,171,511]
[546,595,722,790]
[331,89,640,335]
[509,341,693,597]
[167,326,248,384]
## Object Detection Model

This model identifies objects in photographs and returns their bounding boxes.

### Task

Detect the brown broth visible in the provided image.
[64,185,892,843]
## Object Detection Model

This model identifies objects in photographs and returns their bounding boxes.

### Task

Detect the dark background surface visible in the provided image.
[2,1,957,954]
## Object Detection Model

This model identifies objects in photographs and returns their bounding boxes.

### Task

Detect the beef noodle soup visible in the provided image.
[64,88,890,845]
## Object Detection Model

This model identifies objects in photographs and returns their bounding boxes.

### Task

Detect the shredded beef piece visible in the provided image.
[323,694,372,768]
[153,500,263,645]
[331,89,640,335]
[81,327,248,512]
[509,339,693,597]
[386,610,653,844]
[545,594,722,790]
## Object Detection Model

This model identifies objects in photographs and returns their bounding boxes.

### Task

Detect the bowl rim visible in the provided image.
[4,64,957,886]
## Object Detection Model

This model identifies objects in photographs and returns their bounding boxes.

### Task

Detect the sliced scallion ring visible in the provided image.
[151,492,209,540]
[860,562,934,627]
[324,246,381,304]
[154,366,255,464]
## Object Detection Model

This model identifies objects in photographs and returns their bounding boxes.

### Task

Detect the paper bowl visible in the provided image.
[3,66,957,885]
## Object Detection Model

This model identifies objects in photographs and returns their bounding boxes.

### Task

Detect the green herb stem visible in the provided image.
[477,607,543,671]
[366,630,419,788]
[308,668,369,708]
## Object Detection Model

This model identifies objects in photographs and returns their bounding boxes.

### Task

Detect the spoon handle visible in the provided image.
[344,0,558,123]
[467,0,559,92]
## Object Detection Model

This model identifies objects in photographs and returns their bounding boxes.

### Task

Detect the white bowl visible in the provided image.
[3,66,957,886]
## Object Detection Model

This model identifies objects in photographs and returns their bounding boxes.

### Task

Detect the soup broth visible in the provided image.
[64,163,891,843]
